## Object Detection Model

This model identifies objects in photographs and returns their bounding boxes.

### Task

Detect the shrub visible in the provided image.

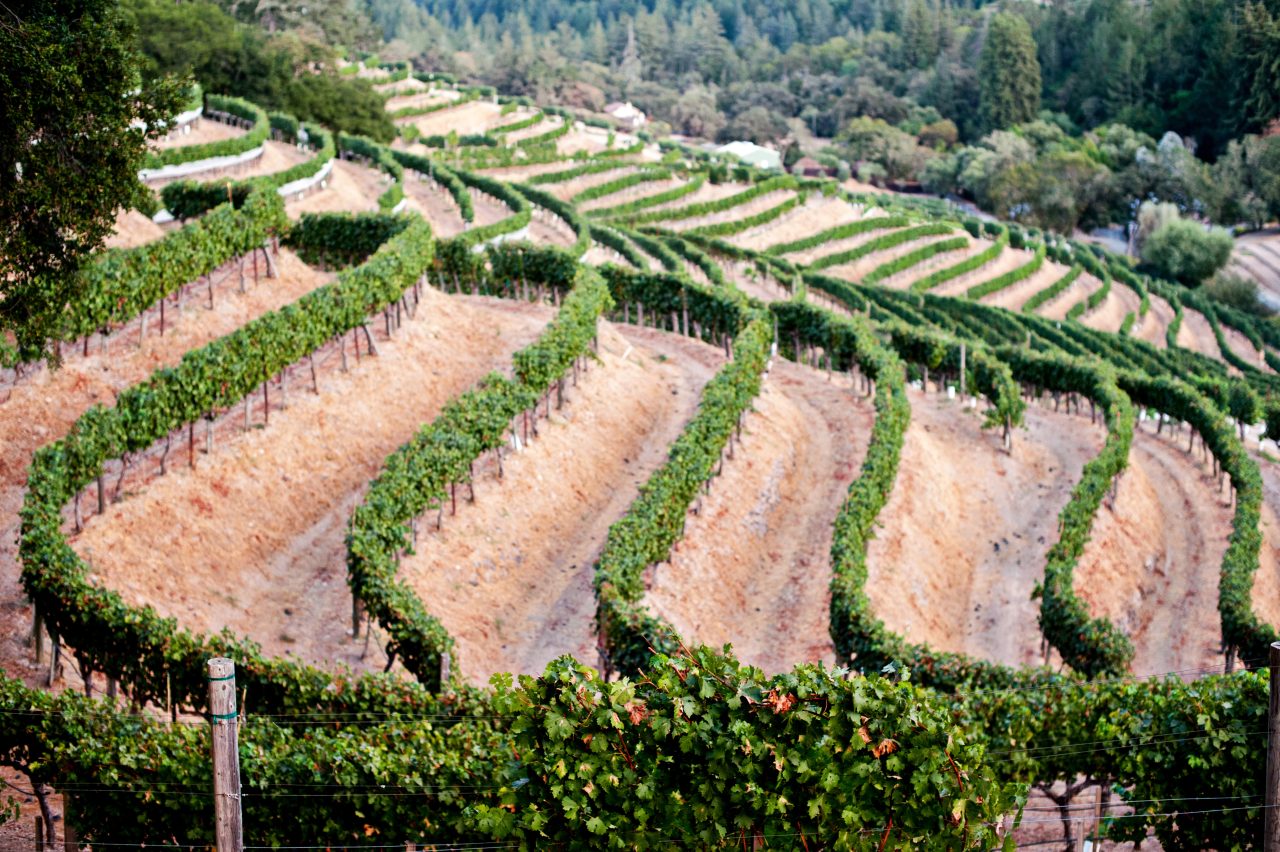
[1141,218,1233,286]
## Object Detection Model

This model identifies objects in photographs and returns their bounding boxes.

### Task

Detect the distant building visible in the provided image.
[603,101,647,131]
[714,141,782,171]
[792,156,832,177]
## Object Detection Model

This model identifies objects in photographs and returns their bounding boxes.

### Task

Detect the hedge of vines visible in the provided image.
[387,148,474,222]
[1022,264,1081,313]
[807,223,955,272]
[18,217,470,719]
[160,121,336,219]
[595,311,772,675]
[347,264,611,687]
[61,186,286,346]
[143,94,269,169]
[966,244,1046,300]
[863,234,969,285]
[685,191,804,239]
[611,175,797,227]
[570,167,670,204]
[908,232,1007,293]
[765,215,910,256]
[586,172,707,219]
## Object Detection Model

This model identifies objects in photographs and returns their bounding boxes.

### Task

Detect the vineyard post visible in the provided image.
[207,657,243,852]
[959,343,966,400]
[1266,641,1280,851]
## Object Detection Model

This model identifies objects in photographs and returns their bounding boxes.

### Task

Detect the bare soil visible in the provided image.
[0,249,333,691]
[577,177,684,213]
[285,159,388,219]
[785,222,907,266]
[668,190,798,233]
[865,390,1105,667]
[1231,231,1280,306]
[550,166,642,202]
[632,181,746,217]
[1131,293,1175,349]
[556,126,614,157]
[402,173,467,238]
[646,361,875,673]
[1249,456,1280,633]
[71,291,552,674]
[385,91,451,113]
[105,208,166,250]
[470,188,515,226]
[1175,306,1223,361]
[981,261,1072,313]
[1081,279,1144,335]
[398,101,503,138]
[1034,273,1103,321]
[921,241,1027,299]
[400,323,724,684]
[822,233,964,283]
[729,196,862,250]
[502,114,562,145]
[374,77,429,95]
[151,118,244,151]
[1075,418,1230,676]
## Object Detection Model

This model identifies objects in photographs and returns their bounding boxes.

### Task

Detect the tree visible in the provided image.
[619,20,641,96]
[978,13,1041,132]
[1140,218,1234,286]
[0,0,181,362]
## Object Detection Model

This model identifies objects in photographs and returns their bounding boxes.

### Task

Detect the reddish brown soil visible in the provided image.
[105,209,166,250]
[646,361,874,673]
[785,222,906,266]
[285,159,388,219]
[1035,273,1103,321]
[577,177,684,213]
[1080,280,1144,335]
[398,101,503,137]
[667,190,798,233]
[0,249,333,690]
[550,166,642,201]
[402,173,467,238]
[728,196,862,250]
[71,291,552,674]
[865,390,1105,667]
[1075,418,1231,676]
[1132,293,1175,349]
[823,234,964,283]
[981,261,1072,312]
[400,323,723,684]
[1175,306,1222,360]
[151,118,244,150]
[1250,457,1280,632]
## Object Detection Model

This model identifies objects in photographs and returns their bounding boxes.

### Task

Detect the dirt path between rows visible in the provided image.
[1075,419,1231,676]
[645,361,874,673]
[400,323,724,684]
[728,196,862,250]
[285,159,387,219]
[0,249,333,689]
[71,290,552,674]
[865,390,1105,667]
[151,118,244,150]
[403,174,467,238]
[1248,457,1280,634]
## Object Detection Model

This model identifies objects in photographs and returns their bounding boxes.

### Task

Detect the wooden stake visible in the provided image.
[1265,642,1280,852]
[207,657,243,852]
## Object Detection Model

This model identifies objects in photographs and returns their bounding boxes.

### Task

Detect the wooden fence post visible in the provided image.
[1265,642,1280,852]
[208,658,243,852]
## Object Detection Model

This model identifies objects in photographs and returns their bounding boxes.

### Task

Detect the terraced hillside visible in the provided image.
[1,81,1277,850]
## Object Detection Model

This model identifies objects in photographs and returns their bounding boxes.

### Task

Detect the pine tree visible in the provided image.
[978,12,1041,131]
[619,20,641,97]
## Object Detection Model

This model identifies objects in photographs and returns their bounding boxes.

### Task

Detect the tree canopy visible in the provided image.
[0,0,181,361]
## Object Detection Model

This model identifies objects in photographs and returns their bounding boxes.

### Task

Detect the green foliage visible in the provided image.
[864,235,968,285]
[19,217,445,715]
[1141,218,1234,286]
[910,233,1006,293]
[766,216,910,256]
[478,651,1022,848]
[143,95,268,168]
[66,187,287,343]
[348,265,611,685]
[587,174,707,220]
[686,192,804,239]
[0,0,183,363]
[611,176,797,227]
[283,211,411,268]
[160,121,336,219]
[571,168,671,204]
[808,224,955,272]
[965,244,1045,299]
[529,159,635,185]
[978,14,1042,131]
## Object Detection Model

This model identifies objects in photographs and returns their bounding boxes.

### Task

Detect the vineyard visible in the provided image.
[3,76,1280,850]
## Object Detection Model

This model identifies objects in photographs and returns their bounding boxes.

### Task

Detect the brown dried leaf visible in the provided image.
[857,725,872,745]
[871,739,898,758]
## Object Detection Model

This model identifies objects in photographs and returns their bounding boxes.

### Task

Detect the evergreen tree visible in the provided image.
[978,13,1041,132]
[619,20,641,96]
